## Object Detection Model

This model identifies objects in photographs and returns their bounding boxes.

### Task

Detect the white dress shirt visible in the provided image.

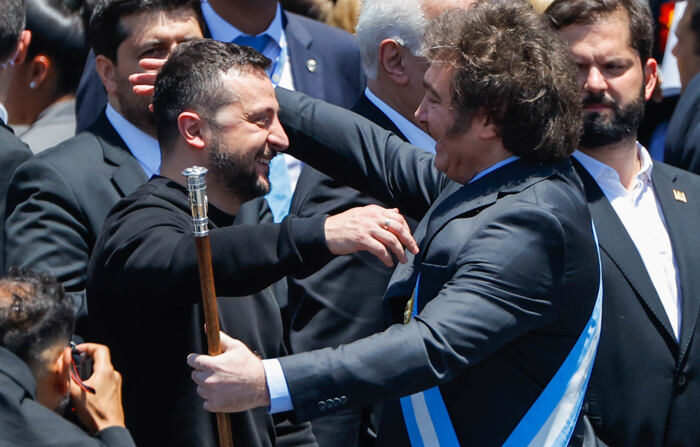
[364,87,436,153]
[201,1,302,188]
[262,155,521,414]
[0,102,8,126]
[105,103,160,178]
[574,146,682,339]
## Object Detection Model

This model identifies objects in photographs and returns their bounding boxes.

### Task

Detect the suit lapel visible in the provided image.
[421,159,559,252]
[89,111,149,197]
[284,12,322,99]
[352,94,408,141]
[574,161,677,344]
[652,164,700,363]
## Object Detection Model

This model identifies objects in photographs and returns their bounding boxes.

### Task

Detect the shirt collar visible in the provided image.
[201,0,284,47]
[364,87,436,153]
[105,103,161,177]
[0,102,8,126]
[573,142,653,185]
[470,156,520,184]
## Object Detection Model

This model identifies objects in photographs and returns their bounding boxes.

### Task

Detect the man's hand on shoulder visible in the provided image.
[187,332,270,413]
[324,204,419,267]
[69,343,126,434]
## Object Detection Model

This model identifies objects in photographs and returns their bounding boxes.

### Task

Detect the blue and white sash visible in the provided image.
[400,222,603,447]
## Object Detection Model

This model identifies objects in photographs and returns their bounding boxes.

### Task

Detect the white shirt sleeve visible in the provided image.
[261,358,294,413]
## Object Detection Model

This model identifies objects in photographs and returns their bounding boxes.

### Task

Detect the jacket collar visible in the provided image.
[0,346,38,400]
[87,110,149,197]
[422,158,566,252]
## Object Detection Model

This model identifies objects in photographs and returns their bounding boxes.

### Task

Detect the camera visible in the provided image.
[71,342,93,380]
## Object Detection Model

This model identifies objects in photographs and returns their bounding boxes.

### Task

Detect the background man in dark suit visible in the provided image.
[188,2,602,445]
[0,269,135,446]
[664,0,700,174]
[287,0,472,445]
[3,0,204,336]
[0,0,32,273]
[87,39,416,447]
[76,0,365,226]
[547,0,700,445]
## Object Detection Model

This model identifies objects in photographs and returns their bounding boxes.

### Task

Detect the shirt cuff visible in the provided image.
[262,358,294,414]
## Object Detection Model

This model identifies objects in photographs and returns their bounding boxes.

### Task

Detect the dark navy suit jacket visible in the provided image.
[274,88,600,446]
[75,9,364,130]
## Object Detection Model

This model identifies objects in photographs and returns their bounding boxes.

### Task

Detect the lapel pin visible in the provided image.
[306,58,317,73]
[673,189,687,203]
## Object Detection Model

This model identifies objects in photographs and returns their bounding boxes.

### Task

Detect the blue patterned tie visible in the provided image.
[233,34,270,54]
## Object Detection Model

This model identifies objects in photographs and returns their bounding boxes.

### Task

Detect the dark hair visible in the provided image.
[546,0,654,64]
[88,0,202,63]
[153,38,271,150]
[24,0,88,96]
[0,0,25,62]
[0,268,74,372]
[422,0,582,162]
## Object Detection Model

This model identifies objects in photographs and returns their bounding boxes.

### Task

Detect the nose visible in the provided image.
[415,95,429,128]
[583,65,607,94]
[268,115,289,151]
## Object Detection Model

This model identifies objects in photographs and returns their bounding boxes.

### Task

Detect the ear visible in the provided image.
[13,30,31,66]
[378,39,408,85]
[642,57,659,102]
[53,347,72,396]
[28,54,51,89]
[95,54,118,95]
[475,112,499,140]
[177,111,206,150]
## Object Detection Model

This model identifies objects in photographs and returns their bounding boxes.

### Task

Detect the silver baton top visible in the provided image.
[182,166,209,237]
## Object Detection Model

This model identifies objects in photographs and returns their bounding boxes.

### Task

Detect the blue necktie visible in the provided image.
[233,34,270,54]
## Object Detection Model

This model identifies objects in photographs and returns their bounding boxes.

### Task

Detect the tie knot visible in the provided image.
[233,34,270,54]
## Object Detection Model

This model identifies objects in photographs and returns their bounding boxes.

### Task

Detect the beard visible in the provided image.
[114,76,155,131]
[579,89,645,148]
[208,136,273,204]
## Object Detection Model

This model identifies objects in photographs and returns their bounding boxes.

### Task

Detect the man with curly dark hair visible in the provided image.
[0,268,135,446]
[187,1,602,445]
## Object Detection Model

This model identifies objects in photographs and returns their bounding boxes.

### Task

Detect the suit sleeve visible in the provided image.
[4,157,90,323]
[277,88,447,221]
[278,206,572,422]
[89,197,334,308]
[0,145,31,273]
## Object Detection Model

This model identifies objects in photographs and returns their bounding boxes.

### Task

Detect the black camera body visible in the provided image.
[71,344,93,380]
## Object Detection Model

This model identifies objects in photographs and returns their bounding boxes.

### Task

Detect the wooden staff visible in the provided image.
[183,166,235,447]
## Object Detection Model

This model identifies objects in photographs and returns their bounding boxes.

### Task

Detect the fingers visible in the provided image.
[76,343,111,371]
[219,331,237,351]
[384,209,419,255]
[138,57,167,71]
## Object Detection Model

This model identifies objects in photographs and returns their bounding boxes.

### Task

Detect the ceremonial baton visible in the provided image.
[183,166,235,447]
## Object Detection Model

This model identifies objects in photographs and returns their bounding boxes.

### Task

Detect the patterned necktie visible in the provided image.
[233,34,270,54]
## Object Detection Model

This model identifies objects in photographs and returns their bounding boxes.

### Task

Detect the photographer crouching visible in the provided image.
[0,268,135,446]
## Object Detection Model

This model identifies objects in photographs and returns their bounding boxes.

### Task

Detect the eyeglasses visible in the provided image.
[69,342,95,395]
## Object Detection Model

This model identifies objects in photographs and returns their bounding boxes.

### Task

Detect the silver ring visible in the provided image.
[383,219,391,230]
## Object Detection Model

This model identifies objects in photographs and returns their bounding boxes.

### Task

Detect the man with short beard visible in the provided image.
[3,0,204,337]
[547,0,700,445]
[87,39,417,447]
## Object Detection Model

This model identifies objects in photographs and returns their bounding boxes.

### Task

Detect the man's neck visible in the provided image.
[160,159,243,215]
[207,0,278,35]
[579,137,641,189]
[107,99,156,138]
[367,79,425,131]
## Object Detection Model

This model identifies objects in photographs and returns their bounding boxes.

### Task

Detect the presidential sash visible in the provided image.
[400,222,603,447]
